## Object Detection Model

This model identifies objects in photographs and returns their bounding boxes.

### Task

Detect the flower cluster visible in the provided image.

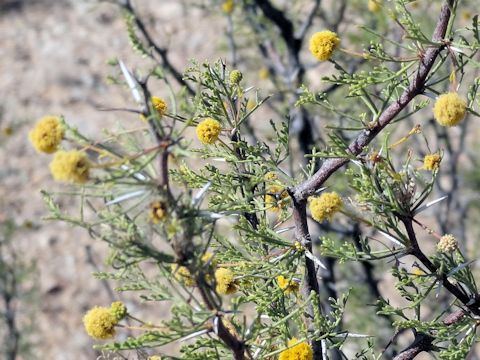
[229,69,243,84]
[215,267,237,295]
[49,150,90,184]
[308,31,340,61]
[279,338,313,360]
[196,118,222,144]
[422,153,441,171]
[172,265,196,287]
[222,0,234,14]
[433,92,467,127]
[151,96,168,116]
[265,184,289,212]
[149,201,167,223]
[277,275,299,295]
[437,234,458,253]
[309,192,343,222]
[83,302,128,340]
[29,115,64,154]
[110,301,128,321]
[83,306,118,339]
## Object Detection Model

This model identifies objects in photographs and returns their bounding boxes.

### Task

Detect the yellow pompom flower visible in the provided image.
[433,92,467,127]
[49,150,90,184]
[29,115,64,154]
[309,31,340,61]
[279,338,313,360]
[215,268,237,295]
[368,0,382,12]
[152,96,168,116]
[110,301,127,321]
[422,153,441,171]
[309,192,343,222]
[277,275,299,295]
[172,265,196,287]
[265,184,290,212]
[83,306,118,340]
[150,201,167,223]
[148,356,162,360]
[437,234,458,253]
[229,69,243,84]
[196,118,222,144]
[222,0,234,14]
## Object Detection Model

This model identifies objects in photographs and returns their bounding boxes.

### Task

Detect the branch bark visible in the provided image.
[393,310,465,360]
[292,0,453,202]
[402,218,480,316]
[288,1,454,358]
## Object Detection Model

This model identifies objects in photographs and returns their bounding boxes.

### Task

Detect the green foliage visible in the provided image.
[35,0,480,358]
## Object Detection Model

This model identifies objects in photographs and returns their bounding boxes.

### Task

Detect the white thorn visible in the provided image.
[119,60,142,104]
[105,190,146,206]
[414,195,448,215]
[378,231,405,247]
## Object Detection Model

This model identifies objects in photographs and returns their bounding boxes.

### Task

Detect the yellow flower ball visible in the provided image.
[215,268,237,295]
[110,301,127,321]
[83,306,117,340]
[151,96,168,116]
[308,31,340,61]
[309,192,343,222]
[279,338,313,360]
[229,69,243,84]
[437,234,458,253]
[148,356,162,360]
[422,153,441,171]
[172,265,196,287]
[222,0,235,14]
[49,150,90,184]
[277,275,299,295]
[265,184,290,212]
[29,115,64,154]
[196,118,222,144]
[433,92,467,127]
[150,201,167,223]
[368,0,382,12]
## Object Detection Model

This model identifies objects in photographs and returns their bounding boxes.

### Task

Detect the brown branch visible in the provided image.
[196,276,247,360]
[402,218,480,316]
[292,0,453,202]
[287,1,454,358]
[289,193,325,358]
[393,310,465,360]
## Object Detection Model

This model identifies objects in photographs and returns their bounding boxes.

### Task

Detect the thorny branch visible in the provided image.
[402,217,480,316]
[288,0,456,357]
[393,310,465,360]
[292,0,453,202]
